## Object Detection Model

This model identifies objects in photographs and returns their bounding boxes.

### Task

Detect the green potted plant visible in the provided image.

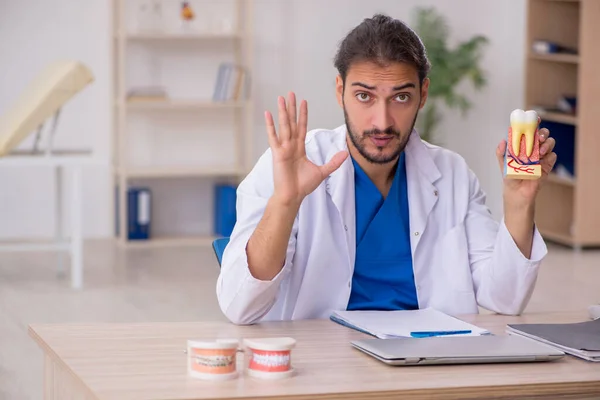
[411,7,489,144]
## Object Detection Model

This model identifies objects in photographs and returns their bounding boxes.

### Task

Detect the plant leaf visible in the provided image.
[411,6,489,142]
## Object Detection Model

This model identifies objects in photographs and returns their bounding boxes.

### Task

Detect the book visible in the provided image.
[506,318,600,362]
[212,62,250,102]
[330,307,490,339]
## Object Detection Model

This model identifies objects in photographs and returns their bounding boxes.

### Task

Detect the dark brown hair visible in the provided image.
[334,13,431,86]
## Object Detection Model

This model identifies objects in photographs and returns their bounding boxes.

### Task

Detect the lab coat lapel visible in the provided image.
[404,130,441,252]
[322,128,440,271]
[324,134,356,274]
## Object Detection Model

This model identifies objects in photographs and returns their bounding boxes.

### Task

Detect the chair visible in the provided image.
[212,237,230,267]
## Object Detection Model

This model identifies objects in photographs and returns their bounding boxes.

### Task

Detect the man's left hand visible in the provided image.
[495,127,558,209]
[495,127,557,258]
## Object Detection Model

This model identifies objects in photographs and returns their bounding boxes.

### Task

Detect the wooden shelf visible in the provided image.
[118,32,241,41]
[535,109,578,125]
[118,234,217,248]
[112,0,253,247]
[539,228,575,247]
[119,166,243,178]
[538,228,600,249]
[529,52,579,64]
[547,173,576,186]
[547,172,575,186]
[124,99,247,110]
[525,0,600,248]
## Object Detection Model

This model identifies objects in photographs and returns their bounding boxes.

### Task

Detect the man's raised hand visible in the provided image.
[264,92,348,207]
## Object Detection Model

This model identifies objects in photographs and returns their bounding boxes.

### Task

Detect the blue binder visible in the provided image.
[127,187,152,240]
[214,184,237,237]
[539,120,575,177]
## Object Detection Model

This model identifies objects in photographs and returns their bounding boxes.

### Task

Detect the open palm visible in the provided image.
[265,92,348,206]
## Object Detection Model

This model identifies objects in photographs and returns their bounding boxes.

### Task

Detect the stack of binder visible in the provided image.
[507,319,600,362]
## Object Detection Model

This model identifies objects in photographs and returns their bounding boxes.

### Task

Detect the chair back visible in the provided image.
[212,237,230,267]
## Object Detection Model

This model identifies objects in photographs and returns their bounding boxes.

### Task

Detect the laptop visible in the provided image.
[351,334,565,366]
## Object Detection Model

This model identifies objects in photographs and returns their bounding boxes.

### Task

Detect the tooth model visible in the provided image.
[504,109,542,179]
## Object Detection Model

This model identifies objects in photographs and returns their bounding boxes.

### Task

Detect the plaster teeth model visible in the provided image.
[504,109,542,180]
[510,109,538,157]
[243,337,296,379]
[186,339,239,381]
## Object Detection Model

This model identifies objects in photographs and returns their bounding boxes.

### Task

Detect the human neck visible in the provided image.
[347,140,398,198]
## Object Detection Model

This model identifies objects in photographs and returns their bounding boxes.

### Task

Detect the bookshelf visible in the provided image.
[112,0,253,247]
[125,99,247,110]
[528,52,579,64]
[525,0,600,248]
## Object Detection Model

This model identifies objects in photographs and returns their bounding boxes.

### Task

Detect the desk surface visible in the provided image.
[29,311,600,400]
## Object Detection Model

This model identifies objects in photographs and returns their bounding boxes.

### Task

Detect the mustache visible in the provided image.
[363,127,401,137]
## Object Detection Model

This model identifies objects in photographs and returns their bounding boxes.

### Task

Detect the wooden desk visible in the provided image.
[29,311,600,399]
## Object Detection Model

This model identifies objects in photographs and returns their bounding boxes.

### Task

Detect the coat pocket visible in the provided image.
[438,222,474,293]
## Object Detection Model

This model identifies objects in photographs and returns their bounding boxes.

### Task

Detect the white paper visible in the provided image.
[330,307,490,339]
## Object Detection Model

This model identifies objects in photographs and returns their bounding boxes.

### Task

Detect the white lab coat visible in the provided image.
[216,125,547,325]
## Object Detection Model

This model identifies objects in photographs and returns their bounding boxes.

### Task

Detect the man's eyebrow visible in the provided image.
[350,82,416,91]
[393,83,416,90]
[351,82,376,90]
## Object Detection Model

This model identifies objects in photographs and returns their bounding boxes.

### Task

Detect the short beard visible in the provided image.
[343,101,418,165]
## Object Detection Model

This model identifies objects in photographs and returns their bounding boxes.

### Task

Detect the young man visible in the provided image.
[216,14,556,325]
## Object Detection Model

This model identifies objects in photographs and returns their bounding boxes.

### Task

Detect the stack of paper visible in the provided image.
[507,319,600,362]
[330,307,490,339]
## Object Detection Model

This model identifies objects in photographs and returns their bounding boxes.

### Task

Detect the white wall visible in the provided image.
[0,0,526,240]
[275,0,527,222]
[0,0,112,239]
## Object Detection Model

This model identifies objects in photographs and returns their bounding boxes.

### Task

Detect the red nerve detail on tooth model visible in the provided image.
[504,109,542,179]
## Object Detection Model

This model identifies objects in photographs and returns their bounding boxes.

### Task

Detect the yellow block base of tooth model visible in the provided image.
[505,157,542,180]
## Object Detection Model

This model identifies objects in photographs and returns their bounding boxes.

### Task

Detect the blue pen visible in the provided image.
[410,330,472,338]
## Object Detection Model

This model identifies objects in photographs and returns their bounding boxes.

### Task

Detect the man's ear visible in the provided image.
[419,78,430,109]
[335,75,344,107]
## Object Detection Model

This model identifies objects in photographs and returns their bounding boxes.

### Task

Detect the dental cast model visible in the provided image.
[504,109,542,179]
[186,339,239,381]
[243,337,296,379]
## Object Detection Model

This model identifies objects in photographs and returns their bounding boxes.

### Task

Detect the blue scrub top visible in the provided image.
[346,152,419,311]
